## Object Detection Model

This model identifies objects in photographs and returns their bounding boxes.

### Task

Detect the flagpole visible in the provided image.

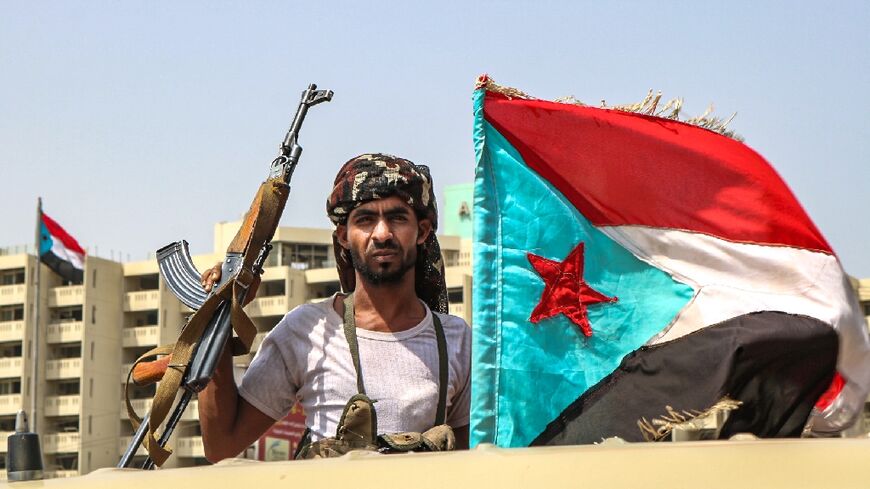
[31,197,42,433]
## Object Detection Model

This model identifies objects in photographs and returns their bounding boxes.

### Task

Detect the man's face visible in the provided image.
[337,196,432,286]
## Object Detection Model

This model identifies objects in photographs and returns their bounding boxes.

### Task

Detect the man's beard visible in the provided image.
[350,241,416,286]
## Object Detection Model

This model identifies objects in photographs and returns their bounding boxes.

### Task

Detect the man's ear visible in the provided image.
[336,224,349,249]
[417,218,432,245]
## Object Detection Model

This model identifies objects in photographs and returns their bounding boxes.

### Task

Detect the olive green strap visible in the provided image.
[342,293,449,427]
[293,427,312,459]
[432,312,448,426]
[343,294,366,395]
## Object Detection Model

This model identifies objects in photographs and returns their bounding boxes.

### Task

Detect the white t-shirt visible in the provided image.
[238,295,472,441]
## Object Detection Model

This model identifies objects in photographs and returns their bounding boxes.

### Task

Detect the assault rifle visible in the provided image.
[119,84,332,469]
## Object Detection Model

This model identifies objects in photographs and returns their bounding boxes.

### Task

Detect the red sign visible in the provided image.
[256,403,307,461]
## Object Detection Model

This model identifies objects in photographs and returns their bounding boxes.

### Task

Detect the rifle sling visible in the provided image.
[125,178,289,467]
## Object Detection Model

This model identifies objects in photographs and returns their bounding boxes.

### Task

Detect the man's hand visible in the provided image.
[200,262,261,305]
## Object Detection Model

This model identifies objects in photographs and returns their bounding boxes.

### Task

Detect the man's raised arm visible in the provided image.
[198,345,276,463]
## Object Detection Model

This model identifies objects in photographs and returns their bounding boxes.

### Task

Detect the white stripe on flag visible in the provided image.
[50,233,85,271]
[601,225,870,392]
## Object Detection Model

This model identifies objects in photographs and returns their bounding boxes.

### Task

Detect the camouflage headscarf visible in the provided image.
[327,153,448,314]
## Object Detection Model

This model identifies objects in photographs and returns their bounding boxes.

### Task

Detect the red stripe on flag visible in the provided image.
[41,212,86,256]
[483,92,832,253]
[814,371,845,411]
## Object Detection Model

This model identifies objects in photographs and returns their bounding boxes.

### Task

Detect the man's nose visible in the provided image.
[371,218,393,241]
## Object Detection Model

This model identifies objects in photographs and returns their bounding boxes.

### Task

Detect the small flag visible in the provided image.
[470,76,870,447]
[39,212,85,284]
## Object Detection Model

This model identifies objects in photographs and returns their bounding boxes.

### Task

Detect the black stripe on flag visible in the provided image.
[533,311,838,444]
[41,251,84,284]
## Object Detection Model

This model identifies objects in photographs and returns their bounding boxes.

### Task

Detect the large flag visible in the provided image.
[39,211,86,284]
[470,76,870,447]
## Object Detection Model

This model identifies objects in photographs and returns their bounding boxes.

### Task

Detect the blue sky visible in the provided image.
[2,1,868,275]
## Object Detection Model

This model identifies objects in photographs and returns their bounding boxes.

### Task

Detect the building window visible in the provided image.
[0,269,25,285]
[0,344,22,357]
[278,243,331,270]
[55,344,81,359]
[92,269,97,288]
[0,380,21,395]
[458,201,471,219]
[863,303,870,316]
[56,453,78,471]
[442,250,460,267]
[140,275,159,290]
[0,306,24,322]
[56,380,80,395]
[260,280,286,297]
[447,288,463,304]
[91,305,96,324]
[53,306,83,322]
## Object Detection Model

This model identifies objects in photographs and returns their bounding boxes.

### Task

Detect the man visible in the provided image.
[199,153,471,462]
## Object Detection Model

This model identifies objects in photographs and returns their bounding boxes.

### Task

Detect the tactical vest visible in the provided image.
[295,294,455,459]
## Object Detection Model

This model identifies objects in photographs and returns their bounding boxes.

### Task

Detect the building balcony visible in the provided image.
[246,296,289,318]
[0,284,26,307]
[121,398,153,419]
[0,394,23,416]
[47,470,78,478]
[49,285,84,307]
[0,320,25,342]
[45,358,82,380]
[121,363,134,383]
[304,268,338,285]
[180,399,199,421]
[43,432,80,454]
[121,398,198,421]
[0,357,23,379]
[250,331,268,352]
[118,436,147,457]
[45,395,81,417]
[46,321,83,344]
[122,325,160,347]
[0,431,13,453]
[444,267,471,288]
[175,436,204,458]
[124,290,160,312]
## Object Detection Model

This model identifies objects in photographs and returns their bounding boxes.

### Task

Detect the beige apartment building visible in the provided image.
[0,221,472,478]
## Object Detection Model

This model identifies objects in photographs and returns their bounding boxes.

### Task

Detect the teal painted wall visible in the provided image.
[442,183,473,239]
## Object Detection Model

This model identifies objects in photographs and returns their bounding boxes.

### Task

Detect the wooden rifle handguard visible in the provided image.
[132,355,172,386]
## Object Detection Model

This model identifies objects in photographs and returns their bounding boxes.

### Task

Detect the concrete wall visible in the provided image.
[79,256,123,473]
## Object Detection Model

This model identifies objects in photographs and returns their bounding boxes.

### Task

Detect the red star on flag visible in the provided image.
[527,242,618,337]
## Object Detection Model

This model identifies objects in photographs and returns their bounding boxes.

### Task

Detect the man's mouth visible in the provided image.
[371,250,397,258]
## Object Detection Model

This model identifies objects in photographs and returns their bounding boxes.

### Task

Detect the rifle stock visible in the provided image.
[132,355,171,386]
